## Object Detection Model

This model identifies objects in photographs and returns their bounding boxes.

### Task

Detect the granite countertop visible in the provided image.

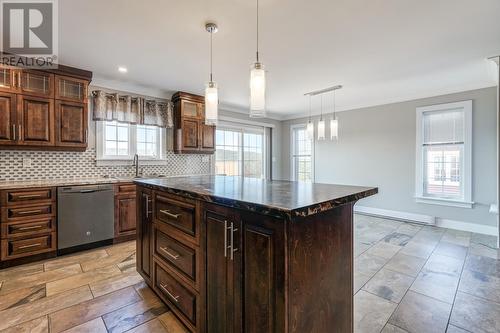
[135,175,378,218]
[0,176,138,190]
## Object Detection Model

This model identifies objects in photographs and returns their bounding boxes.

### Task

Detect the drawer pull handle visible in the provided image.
[17,225,44,231]
[159,247,180,260]
[17,194,43,199]
[18,210,43,215]
[160,284,180,302]
[19,243,42,250]
[159,209,181,219]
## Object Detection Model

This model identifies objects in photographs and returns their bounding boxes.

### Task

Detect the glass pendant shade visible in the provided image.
[317,119,325,140]
[205,81,218,125]
[306,121,314,140]
[249,62,266,117]
[330,118,338,140]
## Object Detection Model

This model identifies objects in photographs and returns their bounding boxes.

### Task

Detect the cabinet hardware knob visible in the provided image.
[159,246,180,260]
[159,284,180,302]
[159,209,180,219]
[19,243,42,250]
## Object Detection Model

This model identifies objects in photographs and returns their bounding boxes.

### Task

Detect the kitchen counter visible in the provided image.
[134,175,377,219]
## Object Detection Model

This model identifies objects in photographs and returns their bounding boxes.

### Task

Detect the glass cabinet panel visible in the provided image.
[58,77,85,101]
[21,71,53,96]
[0,68,14,90]
[182,100,200,118]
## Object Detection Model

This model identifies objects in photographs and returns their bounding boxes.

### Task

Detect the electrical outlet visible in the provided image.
[22,157,32,168]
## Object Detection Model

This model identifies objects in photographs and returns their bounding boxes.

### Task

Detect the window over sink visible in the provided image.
[97,120,163,163]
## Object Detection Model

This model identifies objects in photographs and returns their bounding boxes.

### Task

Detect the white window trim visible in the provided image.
[96,121,165,166]
[215,121,269,179]
[415,100,474,208]
[290,123,315,182]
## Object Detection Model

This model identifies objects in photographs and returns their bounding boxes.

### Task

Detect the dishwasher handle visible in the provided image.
[58,185,114,194]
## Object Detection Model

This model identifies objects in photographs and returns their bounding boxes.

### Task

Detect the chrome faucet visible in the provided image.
[133,154,140,177]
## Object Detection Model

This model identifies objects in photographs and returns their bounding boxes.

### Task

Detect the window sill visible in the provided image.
[415,196,474,209]
[96,158,167,167]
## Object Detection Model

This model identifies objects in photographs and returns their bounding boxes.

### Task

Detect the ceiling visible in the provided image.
[59,0,500,119]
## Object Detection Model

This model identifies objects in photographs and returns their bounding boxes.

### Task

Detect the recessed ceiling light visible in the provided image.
[118,67,128,73]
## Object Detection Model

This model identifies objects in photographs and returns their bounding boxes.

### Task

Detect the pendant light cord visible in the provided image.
[256,0,260,62]
[333,90,336,120]
[320,95,323,120]
[308,95,312,122]
[210,31,213,82]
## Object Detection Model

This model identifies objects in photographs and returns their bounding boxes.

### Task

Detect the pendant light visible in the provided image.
[317,95,326,140]
[330,89,338,140]
[306,95,314,140]
[249,0,266,117]
[205,23,218,125]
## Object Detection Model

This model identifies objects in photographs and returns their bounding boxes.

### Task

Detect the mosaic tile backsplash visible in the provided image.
[0,149,212,181]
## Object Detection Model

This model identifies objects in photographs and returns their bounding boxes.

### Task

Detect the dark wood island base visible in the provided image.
[135,175,377,333]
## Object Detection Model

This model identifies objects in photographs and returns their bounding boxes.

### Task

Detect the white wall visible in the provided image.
[281,88,498,233]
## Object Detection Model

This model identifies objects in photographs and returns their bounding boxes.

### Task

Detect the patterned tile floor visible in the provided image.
[0,215,498,332]
[354,214,500,333]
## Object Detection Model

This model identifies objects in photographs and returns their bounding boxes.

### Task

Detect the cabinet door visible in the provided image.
[17,95,55,146]
[137,188,153,283]
[181,118,200,151]
[115,194,137,237]
[200,122,215,151]
[0,66,20,93]
[205,204,242,333]
[181,100,202,119]
[241,212,285,333]
[0,92,17,145]
[55,75,88,103]
[19,70,54,98]
[55,100,87,148]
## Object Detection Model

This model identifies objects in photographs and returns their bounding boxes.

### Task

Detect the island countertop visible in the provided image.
[134,175,377,218]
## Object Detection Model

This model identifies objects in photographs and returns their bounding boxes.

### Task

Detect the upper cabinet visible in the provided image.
[172,92,215,154]
[0,63,91,151]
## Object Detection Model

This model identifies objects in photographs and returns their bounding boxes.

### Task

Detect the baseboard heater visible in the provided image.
[354,205,436,225]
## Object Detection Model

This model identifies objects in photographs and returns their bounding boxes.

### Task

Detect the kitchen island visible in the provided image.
[134,175,377,333]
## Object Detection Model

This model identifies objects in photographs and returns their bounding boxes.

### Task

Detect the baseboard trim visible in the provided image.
[354,205,498,236]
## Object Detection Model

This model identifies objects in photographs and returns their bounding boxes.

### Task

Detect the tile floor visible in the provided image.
[354,214,500,333]
[0,215,498,332]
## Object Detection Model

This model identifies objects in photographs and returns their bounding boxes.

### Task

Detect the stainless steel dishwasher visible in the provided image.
[57,184,114,253]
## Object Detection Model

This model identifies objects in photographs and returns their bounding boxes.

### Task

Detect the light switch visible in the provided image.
[22,157,32,168]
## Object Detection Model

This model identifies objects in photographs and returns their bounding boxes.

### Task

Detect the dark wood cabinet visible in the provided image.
[137,187,153,283]
[114,184,137,242]
[172,92,215,154]
[55,100,87,148]
[0,63,91,151]
[0,92,17,144]
[17,95,55,146]
[204,204,242,333]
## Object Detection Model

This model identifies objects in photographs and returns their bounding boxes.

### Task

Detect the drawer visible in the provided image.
[1,188,55,206]
[2,203,55,222]
[154,261,197,325]
[117,183,136,194]
[155,195,196,238]
[1,218,55,239]
[155,226,197,281]
[1,232,56,261]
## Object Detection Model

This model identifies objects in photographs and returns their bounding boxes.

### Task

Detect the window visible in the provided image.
[97,121,163,161]
[291,124,313,182]
[215,124,266,179]
[415,101,473,208]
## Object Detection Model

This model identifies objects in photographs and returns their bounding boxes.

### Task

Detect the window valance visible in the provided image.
[92,90,173,128]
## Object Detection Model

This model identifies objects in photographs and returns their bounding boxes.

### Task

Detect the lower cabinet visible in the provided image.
[137,187,153,284]
[135,187,286,333]
[114,184,137,242]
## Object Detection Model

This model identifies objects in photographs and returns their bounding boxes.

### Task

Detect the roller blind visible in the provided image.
[423,110,464,145]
